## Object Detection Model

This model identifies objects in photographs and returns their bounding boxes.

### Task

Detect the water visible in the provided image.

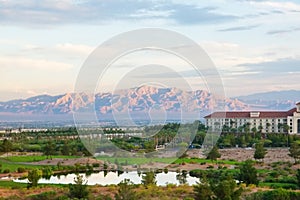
[14,171,199,186]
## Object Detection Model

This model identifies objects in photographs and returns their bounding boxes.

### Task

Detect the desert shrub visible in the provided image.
[27,191,56,200]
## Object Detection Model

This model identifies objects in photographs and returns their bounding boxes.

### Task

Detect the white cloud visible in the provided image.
[54,43,94,56]
[0,56,73,71]
[249,1,300,12]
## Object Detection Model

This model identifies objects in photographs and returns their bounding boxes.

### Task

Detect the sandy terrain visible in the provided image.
[187,148,295,163]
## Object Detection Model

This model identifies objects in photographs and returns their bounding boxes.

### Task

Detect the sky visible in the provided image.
[0,0,300,101]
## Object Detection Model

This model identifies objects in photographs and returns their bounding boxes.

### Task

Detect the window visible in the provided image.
[298,119,300,133]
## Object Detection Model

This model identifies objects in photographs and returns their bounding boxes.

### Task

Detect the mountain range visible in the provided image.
[0,86,298,119]
[0,86,248,116]
[236,90,300,110]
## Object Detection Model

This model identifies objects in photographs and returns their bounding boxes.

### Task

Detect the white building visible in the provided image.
[204,102,300,134]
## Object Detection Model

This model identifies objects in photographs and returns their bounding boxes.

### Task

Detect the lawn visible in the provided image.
[96,156,177,165]
[0,180,27,188]
[173,157,242,165]
[0,160,42,172]
[3,155,80,163]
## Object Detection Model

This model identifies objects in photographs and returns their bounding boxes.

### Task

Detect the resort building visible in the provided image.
[204,103,300,134]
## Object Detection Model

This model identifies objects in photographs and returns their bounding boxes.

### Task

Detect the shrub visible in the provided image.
[17,167,25,173]
[115,179,137,200]
[163,168,168,174]
[92,163,100,168]
[28,191,56,200]
[246,188,300,200]
[3,169,10,173]
[27,169,42,188]
[68,174,89,199]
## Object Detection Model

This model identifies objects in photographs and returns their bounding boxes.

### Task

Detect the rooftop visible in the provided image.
[204,108,297,119]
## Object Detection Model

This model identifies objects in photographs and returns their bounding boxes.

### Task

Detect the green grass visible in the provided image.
[3,155,80,163]
[96,156,177,165]
[173,158,241,165]
[0,161,42,172]
[0,180,27,188]
[0,180,69,188]
[96,156,244,166]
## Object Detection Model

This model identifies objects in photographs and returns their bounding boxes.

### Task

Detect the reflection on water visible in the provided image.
[14,171,199,186]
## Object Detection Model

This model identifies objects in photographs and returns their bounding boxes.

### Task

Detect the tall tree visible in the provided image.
[289,142,300,164]
[254,142,267,161]
[43,140,56,159]
[1,139,12,157]
[61,141,70,156]
[239,159,258,186]
[207,146,221,162]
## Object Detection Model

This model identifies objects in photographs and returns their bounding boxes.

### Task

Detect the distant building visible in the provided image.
[204,102,300,134]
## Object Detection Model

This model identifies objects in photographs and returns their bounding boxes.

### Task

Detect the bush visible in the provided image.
[92,163,100,168]
[28,191,56,200]
[27,169,42,188]
[17,167,26,173]
[246,188,300,200]
[3,169,10,173]
[68,174,89,199]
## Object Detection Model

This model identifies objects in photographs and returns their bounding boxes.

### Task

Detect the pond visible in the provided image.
[13,171,199,186]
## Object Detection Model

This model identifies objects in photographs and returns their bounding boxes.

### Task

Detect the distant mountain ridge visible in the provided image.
[0,86,248,115]
[0,87,298,118]
[236,90,300,110]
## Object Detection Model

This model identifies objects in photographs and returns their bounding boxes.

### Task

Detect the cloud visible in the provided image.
[267,27,300,35]
[0,56,73,71]
[0,0,239,26]
[165,5,239,25]
[238,57,300,74]
[20,43,95,59]
[247,1,300,12]
[218,24,259,32]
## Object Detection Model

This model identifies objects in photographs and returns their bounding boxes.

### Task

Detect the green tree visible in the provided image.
[68,174,89,199]
[42,167,53,179]
[254,142,267,161]
[27,169,42,188]
[289,142,300,163]
[61,141,70,156]
[1,139,12,157]
[296,169,300,188]
[115,179,137,200]
[212,176,243,200]
[207,146,221,162]
[43,140,56,159]
[193,178,213,200]
[141,171,156,188]
[239,159,258,186]
[283,124,290,133]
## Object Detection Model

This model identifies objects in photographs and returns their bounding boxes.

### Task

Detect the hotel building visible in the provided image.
[204,103,300,134]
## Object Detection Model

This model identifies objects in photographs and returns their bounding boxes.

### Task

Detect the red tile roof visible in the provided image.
[204,108,296,119]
